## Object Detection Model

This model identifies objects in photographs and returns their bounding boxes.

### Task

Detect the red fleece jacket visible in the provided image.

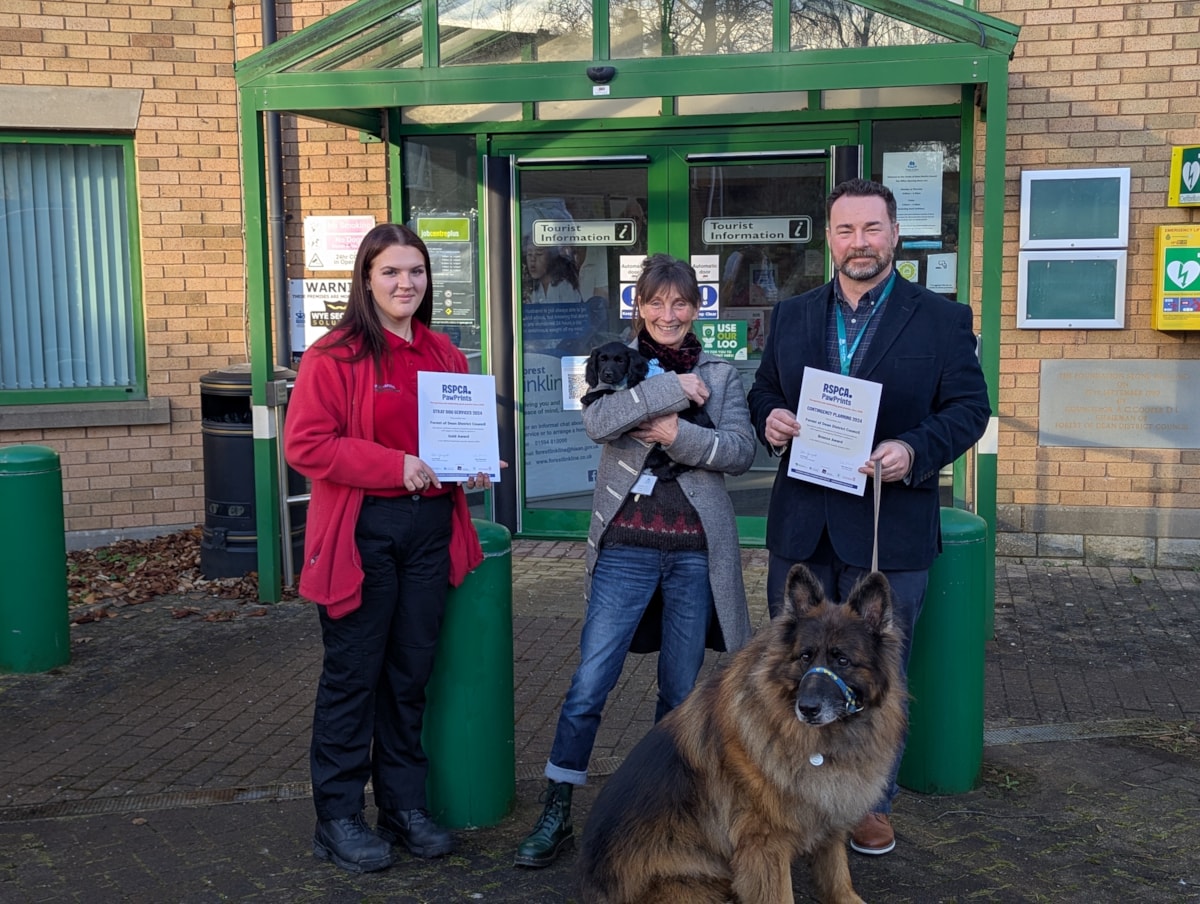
[284,324,484,617]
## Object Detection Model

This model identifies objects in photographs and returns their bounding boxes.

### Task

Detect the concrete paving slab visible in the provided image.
[0,543,1197,902]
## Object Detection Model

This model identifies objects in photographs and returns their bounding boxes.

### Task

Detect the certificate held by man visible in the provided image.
[787,366,882,496]
[417,372,502,482]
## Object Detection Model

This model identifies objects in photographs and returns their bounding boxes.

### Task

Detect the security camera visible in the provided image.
[586,66,617,84]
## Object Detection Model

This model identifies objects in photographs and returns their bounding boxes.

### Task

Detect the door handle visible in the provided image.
[515,155,650,165]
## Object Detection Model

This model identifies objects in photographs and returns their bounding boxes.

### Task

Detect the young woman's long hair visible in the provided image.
[320,223,435,363]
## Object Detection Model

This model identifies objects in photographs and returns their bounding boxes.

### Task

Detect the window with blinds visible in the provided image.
[0,137,144,401]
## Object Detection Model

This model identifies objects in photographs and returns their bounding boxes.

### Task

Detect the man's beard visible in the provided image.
[836,248,892,282]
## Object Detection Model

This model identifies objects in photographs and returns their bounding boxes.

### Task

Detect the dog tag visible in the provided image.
[809,753,824,767]
[631,471,658,495]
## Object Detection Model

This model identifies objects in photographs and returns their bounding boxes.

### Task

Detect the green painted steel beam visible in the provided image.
[240,103,285,604]
[242,46,998,114]
[977,63,1008,621]
[235,0,1016,88]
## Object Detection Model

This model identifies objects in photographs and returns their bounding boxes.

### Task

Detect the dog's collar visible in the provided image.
[800,666,863,715]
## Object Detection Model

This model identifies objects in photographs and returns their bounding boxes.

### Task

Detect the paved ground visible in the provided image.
[1,541,1198,903]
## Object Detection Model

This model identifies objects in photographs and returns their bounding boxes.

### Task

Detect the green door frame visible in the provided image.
[497,125,857,543]
[236,1,1016,601]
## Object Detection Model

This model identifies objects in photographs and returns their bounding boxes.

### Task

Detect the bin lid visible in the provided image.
[200,363,298,395]
[472,519,512,556]
[939,506,987,542]
[0,444,60,473]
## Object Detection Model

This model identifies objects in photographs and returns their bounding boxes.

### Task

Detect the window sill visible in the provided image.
[0,398,171,431]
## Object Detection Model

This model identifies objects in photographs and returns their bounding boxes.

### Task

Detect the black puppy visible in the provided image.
[580,341,713,481]
[581,341,649,407]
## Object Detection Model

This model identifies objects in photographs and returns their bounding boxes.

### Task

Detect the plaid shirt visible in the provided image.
[826,271,893,377]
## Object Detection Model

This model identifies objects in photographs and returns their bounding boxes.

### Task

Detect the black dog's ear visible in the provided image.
[584,348,601,389]
[626,349,650,386]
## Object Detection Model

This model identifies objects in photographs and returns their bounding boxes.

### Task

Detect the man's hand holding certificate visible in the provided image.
[417,372,502,482]
[786,367,882,496]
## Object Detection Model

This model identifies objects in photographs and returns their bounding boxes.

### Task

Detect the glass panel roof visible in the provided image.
[438,0,592,65]
[791,0,948,51]
[611,0,774,58]
[242,0,1015,83]
[284,6,423,71]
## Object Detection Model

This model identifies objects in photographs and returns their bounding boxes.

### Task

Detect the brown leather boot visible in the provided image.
[850,812,895,855]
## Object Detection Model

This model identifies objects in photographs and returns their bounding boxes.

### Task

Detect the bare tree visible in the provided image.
[791,0,946,50]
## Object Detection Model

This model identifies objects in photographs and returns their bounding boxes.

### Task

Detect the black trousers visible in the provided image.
[310,493,453,820]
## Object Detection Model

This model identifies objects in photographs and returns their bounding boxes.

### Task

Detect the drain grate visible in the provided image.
[0,782,314,824]
[983,718,1176,746]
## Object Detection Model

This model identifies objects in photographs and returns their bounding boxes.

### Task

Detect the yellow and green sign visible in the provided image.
[1167,146,1200,207]
[1152,224,1200,330]
[416,217,471,241]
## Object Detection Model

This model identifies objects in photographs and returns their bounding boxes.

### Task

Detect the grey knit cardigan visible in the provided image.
[580,350,757,654]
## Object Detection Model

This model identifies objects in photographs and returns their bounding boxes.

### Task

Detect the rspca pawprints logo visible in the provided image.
[1163,248,1200,293]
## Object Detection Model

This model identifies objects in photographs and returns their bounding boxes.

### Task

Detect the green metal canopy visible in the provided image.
[236,0,1016,601]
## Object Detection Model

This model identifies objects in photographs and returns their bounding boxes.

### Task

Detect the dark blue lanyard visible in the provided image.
[836,270,896,376]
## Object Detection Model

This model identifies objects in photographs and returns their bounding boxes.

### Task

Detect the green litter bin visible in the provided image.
[0,445,70,673]
[898,506,987,795]
[423,520,515,829]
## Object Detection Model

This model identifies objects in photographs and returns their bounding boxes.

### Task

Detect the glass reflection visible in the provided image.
[790,0,949,51]
[438,0,592,65]
[285,9,423,71]
[611,0,772,58]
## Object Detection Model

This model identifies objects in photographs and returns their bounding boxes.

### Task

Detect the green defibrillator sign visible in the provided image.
[1152,224,1200,330]
[1167,146,1200,207]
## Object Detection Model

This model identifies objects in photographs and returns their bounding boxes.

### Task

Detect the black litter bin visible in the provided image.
[199,364,305,579]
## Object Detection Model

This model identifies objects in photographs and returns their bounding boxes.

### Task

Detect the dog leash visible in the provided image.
[871,458,881,573]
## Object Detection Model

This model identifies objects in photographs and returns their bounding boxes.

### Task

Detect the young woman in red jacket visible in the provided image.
[285,223,493,874]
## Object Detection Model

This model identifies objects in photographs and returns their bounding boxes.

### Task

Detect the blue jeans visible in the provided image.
[546,546,712,785]
[767,543,927,816]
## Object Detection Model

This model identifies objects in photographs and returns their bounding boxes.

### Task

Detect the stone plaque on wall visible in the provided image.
[1039,359,1200,448]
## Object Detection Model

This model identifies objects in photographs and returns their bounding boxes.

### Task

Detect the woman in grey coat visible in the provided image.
[515,254,756,869]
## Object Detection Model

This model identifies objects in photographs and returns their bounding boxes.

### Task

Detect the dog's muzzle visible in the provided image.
[795,666,863,719]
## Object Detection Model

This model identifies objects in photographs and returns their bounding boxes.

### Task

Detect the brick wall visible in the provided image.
[0,0,380,542]
[0,0,247,537]
[978,0,1200,565]
[4,0,1198,562]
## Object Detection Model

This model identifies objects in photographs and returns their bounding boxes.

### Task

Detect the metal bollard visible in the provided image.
[897,506,987,795]
[422,520,515,829]
[0,445,70,673]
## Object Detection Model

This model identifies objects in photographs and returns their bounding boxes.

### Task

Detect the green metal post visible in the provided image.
[422,520,515,828]
[897,507,987,795]
[0,445,70,673]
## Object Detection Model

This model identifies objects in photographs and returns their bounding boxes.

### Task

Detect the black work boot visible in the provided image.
[313,813,395,873]
[376,808,455,858]
[514,780,574,868]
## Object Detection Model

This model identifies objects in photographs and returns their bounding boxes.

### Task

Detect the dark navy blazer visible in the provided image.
[747,274,991,572]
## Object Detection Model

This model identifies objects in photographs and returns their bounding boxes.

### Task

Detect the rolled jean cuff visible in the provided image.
[545,761,587,786]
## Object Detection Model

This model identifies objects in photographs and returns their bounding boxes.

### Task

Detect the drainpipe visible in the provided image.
[262,0,289,367]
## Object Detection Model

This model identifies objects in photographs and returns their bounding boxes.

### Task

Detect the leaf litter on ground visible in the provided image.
[67,526,297,624]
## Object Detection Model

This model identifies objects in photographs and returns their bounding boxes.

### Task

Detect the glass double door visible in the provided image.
[501,127,856,541]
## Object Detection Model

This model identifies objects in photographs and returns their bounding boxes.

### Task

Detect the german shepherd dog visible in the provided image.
[578,564,905,904]
[581,341,714,481]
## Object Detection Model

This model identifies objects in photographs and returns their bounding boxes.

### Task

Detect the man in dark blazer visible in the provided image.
[747,178,990,857]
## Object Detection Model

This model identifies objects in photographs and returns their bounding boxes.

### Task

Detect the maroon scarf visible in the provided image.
[637,329,702,374]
